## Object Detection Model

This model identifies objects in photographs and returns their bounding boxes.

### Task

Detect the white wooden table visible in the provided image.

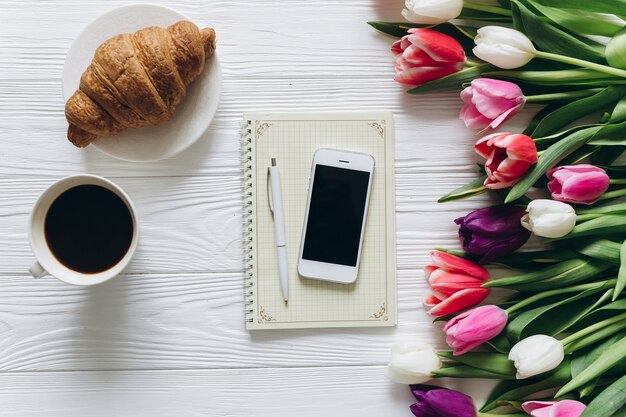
[0,1,527,415]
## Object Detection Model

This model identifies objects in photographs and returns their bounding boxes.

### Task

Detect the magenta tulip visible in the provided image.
[460,78,525,130]
[391,28,465,85]
[424,250,490,317]
[443,305,507,355]
[522,400,586,417]
[475,132,538,190]
[547,164,610,205]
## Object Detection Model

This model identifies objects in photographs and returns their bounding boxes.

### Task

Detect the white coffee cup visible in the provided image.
[29,174,139,286]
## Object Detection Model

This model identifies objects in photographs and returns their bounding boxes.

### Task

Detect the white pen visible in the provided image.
[269,158,289,302]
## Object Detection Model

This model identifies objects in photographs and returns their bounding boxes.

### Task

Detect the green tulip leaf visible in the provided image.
[438,175,488,203]
[587,121,626,146]
[459,7,513,22]
[407,64,495,95]
[524,104,560,136]
[511,0,606,64]
[533,0,626,15]
[506,284,612,343]
[610,96,626,123]
[557,334,626,397]
[483,258,610,291]
[573,299,626,331]
[526,1,623,37]
[532,86,626,138]
[561,239,621,265]
[559,145,601,166]
[580,375,626,417]
[571,332,626,378]
[480,360,572,412]
[615,238,626,300]
[505,126,603,203]
[366,22,477,50]
[591,145,626,166]
[491,249,579,269]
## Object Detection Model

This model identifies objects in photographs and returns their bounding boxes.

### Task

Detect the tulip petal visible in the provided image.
[423,389,477,417]
[429,250,489,280]
[423,293,442,307]
[460,101,492,129]
[428,288,490,316]
[489,102,524,130]
[550,400,586,417]
[394,66,458,85]
[556,171,609,205]
[407,28,466,63]
[472,78,524,100]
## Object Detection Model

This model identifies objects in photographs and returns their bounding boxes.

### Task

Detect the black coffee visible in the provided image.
[44,184,134,274]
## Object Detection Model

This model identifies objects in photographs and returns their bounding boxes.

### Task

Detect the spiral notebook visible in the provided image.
[242,112,396,330]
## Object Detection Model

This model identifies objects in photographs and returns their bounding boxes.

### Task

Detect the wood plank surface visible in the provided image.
[0,0,527,414]
[0,269,444,371]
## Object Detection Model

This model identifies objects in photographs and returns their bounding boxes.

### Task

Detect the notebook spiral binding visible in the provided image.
[242,120,255,323]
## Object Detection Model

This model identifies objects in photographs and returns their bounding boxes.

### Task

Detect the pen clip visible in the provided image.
[267,167,274,215]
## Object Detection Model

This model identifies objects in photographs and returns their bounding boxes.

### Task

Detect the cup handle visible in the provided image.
[29,262,47,279]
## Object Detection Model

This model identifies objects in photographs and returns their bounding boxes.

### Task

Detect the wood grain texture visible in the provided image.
[0,367,412,417]
[0,0,534,414]
[0,268,447,371]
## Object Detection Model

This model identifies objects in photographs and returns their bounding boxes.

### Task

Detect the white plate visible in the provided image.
[62,4,222,162]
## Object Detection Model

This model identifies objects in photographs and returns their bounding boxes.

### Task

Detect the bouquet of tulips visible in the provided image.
[369,1,626,417]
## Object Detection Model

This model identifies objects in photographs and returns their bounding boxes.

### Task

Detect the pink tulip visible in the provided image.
[522,400,586,417]
[475,132,538,190]
[443,305,507,355]
[391,28,465,85]
[547,164,610,205]
[424,250,490,317]
[460,78,525,130]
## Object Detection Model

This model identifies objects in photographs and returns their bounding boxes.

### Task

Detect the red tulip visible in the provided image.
[424,250,490,316]
[391,28,465,85]
[475,132,538,190]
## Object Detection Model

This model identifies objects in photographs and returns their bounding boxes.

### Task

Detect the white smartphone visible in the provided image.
[297,148,375,284]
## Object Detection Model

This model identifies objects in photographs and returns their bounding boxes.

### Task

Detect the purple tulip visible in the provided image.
[455,205,530,264]
[409,385,476,417]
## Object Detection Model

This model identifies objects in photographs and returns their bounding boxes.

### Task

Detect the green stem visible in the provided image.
[576,213,600,222]
[525,89,603,103]
[463,2,513,16]
[598,188,626,201]
[465,59,481,67]
[561,311,626,347]
[506,280,615,314]
[611,179,626,185]
[535,51,626,79]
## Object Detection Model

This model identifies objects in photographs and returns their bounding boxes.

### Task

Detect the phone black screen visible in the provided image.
[302,164,370,266]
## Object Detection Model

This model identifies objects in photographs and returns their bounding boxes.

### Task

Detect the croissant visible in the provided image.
[65,21,216,148]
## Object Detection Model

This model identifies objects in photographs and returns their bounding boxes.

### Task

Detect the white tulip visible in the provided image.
[473,26,536,69]
[402,0,463,25]
[387,339,442,384]
[509,334,564,379]
[521,199,576,238]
